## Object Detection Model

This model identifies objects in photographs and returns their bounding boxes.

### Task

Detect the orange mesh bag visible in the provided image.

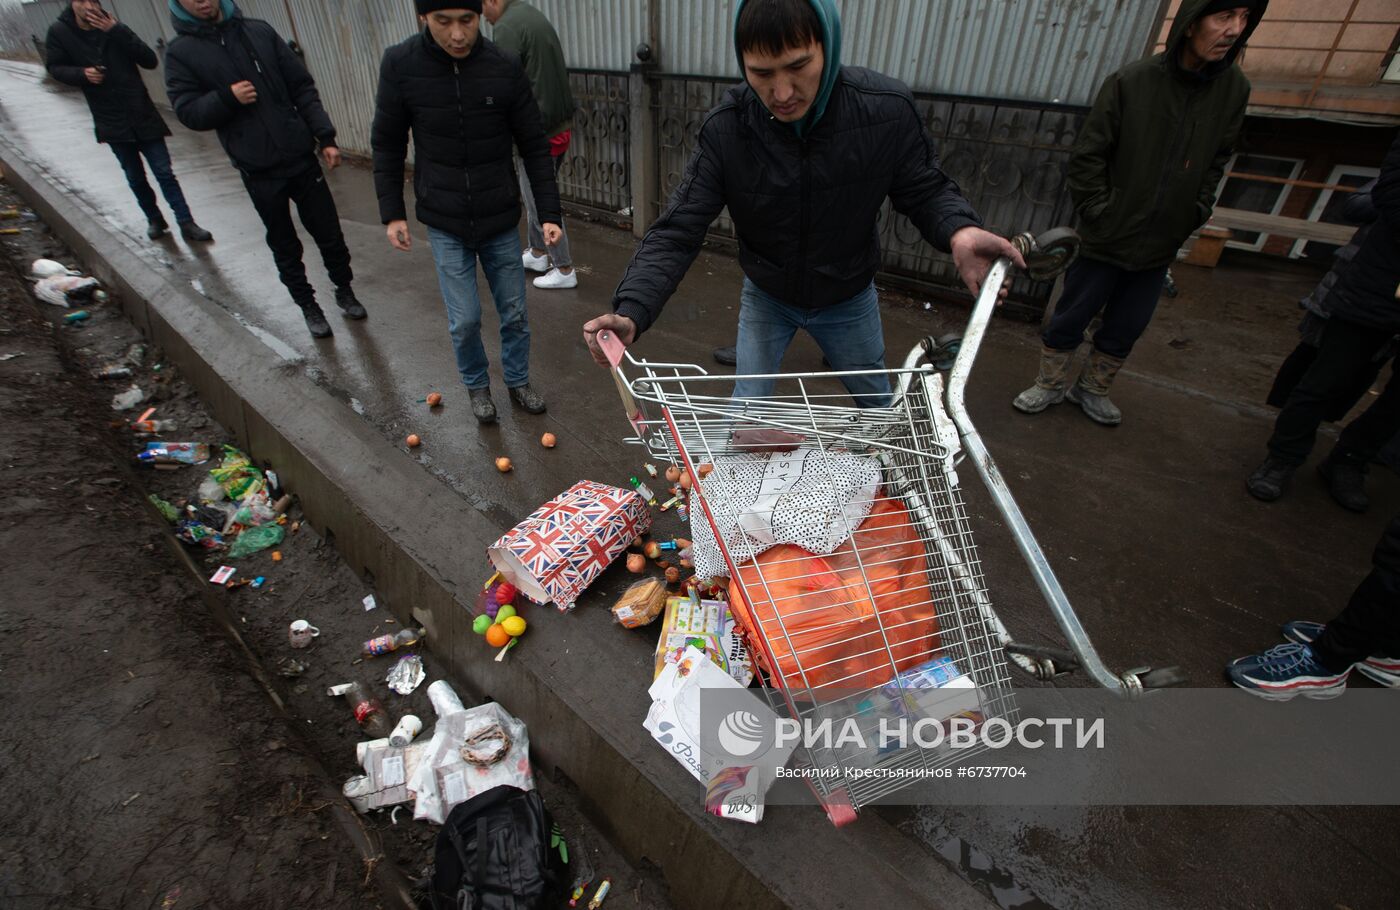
[726,491,940,693]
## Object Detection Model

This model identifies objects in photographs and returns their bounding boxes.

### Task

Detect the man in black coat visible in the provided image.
[372,1,560,423]
[1248,131,1400,511]
[581,0,1021,408]
[164,0,366,339]
[45,0,212,242]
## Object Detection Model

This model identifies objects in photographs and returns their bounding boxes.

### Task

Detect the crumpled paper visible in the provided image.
[386,655,425,695]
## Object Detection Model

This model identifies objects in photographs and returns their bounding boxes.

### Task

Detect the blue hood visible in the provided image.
[733,0,842,137]
[169,0,236,26]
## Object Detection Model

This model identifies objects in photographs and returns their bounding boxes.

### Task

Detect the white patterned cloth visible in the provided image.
[689,448,881,580]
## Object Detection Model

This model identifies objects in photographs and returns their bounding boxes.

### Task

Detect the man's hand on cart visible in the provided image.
[950,227,1026,302]
[583,313,637,366]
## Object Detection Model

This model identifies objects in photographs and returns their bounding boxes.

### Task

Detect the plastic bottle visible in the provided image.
[362,626,425,657]
[339,682,392,738]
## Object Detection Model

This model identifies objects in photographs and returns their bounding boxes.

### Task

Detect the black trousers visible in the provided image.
[1313,514,1400,666]
[1042,258,1170,359]
[1267,317,1400,464]
[240,163,352,307]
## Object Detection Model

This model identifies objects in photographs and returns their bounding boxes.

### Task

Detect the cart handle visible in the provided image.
[941,229,1174,695]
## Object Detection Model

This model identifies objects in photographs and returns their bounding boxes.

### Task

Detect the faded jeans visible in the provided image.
[427,226,531,390]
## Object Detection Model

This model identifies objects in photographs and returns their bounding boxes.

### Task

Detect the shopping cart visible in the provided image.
[596,229,1184,825]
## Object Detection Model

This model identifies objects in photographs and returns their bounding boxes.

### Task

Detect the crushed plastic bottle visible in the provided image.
[362,626,425,657]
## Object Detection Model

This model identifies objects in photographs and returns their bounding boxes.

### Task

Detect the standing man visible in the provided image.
[45,0,213,243]
[164,0,367,339]
[482,0,579,290]
[1012,0,1263,426]
[1247,131,1400,508]
[373,2,561,423]
[581,0,1020,408]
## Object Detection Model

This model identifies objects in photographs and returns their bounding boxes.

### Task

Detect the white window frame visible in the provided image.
[1215,153,1305,252]
[1289,163,1382,260]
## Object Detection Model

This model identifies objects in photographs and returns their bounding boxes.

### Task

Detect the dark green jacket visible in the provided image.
[1068,0,1264,270]
[490,0,575,138]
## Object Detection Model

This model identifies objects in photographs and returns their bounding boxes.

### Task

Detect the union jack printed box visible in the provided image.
[488,480,652,611]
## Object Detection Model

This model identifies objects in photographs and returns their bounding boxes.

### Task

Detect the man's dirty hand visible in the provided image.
[321,147,341,170]
[950,226,1026,303]
[583,313,637,366]
[386,220,412,252]
[542,223,562,246]
[231,80,258,105]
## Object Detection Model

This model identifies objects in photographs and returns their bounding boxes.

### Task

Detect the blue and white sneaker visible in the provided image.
[1282,621,1400,687]
[1227,642,1350,701]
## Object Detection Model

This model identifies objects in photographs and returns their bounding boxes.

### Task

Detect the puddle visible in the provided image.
[931,830,1054,910]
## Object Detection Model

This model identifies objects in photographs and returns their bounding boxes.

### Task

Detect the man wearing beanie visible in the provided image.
[373,1,561,423]
[1012,0,1264,425]
[581,0,1020,408]
[164,0,368,339]
[45,0,213,244]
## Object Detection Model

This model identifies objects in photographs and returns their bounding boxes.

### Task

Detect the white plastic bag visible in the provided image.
[34,275,99,307]
[29,259,80,279]
[408,701,532,824]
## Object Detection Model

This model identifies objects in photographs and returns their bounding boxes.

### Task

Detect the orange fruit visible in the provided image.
[485,624,510,648]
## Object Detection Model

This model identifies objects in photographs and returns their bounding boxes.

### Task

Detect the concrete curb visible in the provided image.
[1,135,996,910]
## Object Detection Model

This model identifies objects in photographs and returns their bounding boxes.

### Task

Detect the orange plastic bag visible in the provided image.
[727,491,940,693]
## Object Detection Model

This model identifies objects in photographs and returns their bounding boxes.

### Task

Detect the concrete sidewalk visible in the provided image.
[3,58,1397,909]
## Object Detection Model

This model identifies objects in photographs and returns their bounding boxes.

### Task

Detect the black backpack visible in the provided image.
[428,786,569,910]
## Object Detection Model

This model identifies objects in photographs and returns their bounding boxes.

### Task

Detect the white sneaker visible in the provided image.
[521,249,550,273]
[533,268,578,290]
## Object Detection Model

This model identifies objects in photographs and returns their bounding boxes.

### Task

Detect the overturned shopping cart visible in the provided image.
[597,230,1184,825]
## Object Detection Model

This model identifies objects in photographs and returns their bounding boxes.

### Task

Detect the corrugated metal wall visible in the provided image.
[522,0,647,72]
[22,0,65,43]
[657,0,1161,106]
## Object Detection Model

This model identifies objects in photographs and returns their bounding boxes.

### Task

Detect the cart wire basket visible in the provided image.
[597,230,1184,825]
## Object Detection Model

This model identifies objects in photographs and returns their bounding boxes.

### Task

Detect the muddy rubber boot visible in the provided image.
[1246,455,1297,502]
[301,301,333,338]
[1066,350,1124,426]
[469,388,498,424]
[334,286,367,320]
[508,384,547,414]
[1318,448,1369,513]
[1012,346,1074,414]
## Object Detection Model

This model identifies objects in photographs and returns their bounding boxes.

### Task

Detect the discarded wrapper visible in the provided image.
[386,654,425,695]
[209,566,235,585]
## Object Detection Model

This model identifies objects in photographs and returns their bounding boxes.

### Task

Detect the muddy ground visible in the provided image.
[0,183,668,908]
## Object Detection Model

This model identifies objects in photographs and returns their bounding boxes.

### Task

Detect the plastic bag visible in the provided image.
[197,477,227,503]
[727,490,939,693]
[210,445,263,500]
[611,578,667,628]
[231,488,278,527]
[408,701,533,824]
[148,494,179,523]
[29,258,80,279]
[227,524,284,558]
[34,275,99,307]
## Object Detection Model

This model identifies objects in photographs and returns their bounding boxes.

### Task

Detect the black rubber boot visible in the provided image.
[508,384,547,414]
[335,286,367,319]
[1318,450,1369,513]
[470,388,498,424]
[713,345,737,366]
[179,220,213,242]
[1246,455,1297,502]
[146,217,168,240]
[302,301,333,339]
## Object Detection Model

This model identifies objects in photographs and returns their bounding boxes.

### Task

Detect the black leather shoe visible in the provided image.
[713,345,737,366]
[1246,456,1296,502]
[302,302,333,339]
[146,218,168,240]
[178,220,213,242]
[1318,453,1369,513]
[470,388,497,424]
[335,286,367,319]
[508,384,547,414]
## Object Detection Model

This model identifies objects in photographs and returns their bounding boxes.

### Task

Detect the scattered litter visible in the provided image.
[587,880,612,909]
[363,626,424,657]
[653,595,752,686]
[611,578,667,628]
[227,524,284,558]
[93,364,132,380]
[29,258,80,279]
[390,714,423,747]
[176,520,223,549]
[209,446,263,499]
[64,310,90,325]
[362,594,377,612]
[277,657,308,677]
[121,792,142,808]
[330,681,392,738]
[148,494,179,522]
[111,386,146,411]
[34,274,99,307]
[386,655,426,695]
[136,442,211,466]
[0,353,24,362]
[288,619,320,648]
[409,699,533,823]
[209,566,236,585]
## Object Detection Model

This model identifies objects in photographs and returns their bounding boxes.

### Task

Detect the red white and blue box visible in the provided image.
[488,480,651,611]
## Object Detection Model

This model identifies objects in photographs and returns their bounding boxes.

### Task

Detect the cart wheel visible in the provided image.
[822,797,859,828]
[1021,227,1081,282]
[1133,666,1188,689]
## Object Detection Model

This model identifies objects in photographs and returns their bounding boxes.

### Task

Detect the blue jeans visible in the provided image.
[108,139,193,225]
[735,279,891,408]
[427,226,530,390]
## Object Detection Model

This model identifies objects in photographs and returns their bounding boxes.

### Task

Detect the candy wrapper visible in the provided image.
[488,480,651,611]
[386,655,425,695]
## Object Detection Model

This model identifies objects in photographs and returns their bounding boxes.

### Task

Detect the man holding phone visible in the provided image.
[45,0,213,243]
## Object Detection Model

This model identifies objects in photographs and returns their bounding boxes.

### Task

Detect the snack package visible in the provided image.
[652,596,752,687]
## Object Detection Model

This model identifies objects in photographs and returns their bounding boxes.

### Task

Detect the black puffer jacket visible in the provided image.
[371,29,559,244]
[164,6,336,178]
[45,7,169,144]
[1328,131,1400,333]
[612,67,981,337]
